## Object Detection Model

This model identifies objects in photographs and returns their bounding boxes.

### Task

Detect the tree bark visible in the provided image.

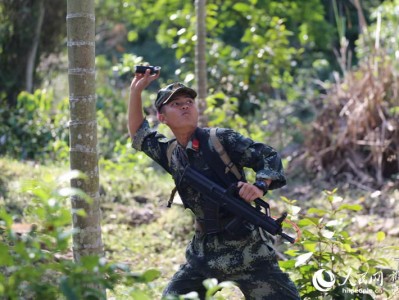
[25,0,45,93]
[195,0,208,127]
[66,0,103,263]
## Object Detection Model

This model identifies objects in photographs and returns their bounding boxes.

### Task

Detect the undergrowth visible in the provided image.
[0,157,398,299]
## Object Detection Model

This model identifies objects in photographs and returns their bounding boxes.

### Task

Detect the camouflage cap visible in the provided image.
[155,82,197,111]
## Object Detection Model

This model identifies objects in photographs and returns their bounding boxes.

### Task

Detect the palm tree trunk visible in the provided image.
[195,0,208,126]
[66,0,103,262]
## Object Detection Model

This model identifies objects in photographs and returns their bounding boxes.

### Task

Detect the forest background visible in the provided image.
[0,0,399,299]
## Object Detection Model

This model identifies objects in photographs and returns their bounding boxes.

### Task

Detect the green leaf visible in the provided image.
[73,209,87,217]
[337,204,363,212]
[298,218,318,227]
[302,241,318,252]
[376,231,386,242]
[140,269,161,283]
[232,3,250,13]
[279,260,296,269]
[342,243,354,252]
[0,208,13,227]
[127,31,138,42]
[284,249,299,257]
[0,243,13,266]
[81,255,100,270]
[60,277,79,300]
[307,208,328,215]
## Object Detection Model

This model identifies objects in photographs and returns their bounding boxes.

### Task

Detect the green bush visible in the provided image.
[0,90,69,161]
[280,189,397,299]
[0,172,160,300]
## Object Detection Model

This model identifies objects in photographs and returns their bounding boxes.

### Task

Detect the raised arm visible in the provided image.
[128,69,160,139]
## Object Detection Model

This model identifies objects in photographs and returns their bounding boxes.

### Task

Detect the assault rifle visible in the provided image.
[182,166,295,244]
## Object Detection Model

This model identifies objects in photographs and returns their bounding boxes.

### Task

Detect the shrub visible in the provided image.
[0,90,69,161]
[0,172,160,299]
[280,189,397,299]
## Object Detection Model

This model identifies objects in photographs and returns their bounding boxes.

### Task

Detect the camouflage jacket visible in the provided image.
[131,119,286,219]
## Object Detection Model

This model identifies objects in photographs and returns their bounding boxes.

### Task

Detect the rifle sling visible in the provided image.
[195,128,245,234]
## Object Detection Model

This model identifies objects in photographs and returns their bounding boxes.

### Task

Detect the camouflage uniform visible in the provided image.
[132,119,300,300]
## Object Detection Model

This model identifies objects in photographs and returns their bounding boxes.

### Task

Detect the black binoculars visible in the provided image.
[134,65,161,75]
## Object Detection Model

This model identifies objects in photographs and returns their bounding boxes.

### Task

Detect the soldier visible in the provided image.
[128,69,300,300]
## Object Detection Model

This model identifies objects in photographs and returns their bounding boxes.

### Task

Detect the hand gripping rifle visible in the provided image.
[182,166,296,244]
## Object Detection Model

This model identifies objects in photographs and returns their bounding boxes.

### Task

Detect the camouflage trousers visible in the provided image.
[162,227,300,299]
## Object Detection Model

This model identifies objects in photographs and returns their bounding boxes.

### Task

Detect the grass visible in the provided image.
[0,156,195,298]
[1,156,398,299]
[104,209,192,298]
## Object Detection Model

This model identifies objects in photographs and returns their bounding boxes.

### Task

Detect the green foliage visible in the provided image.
[0,161,237,299]
[0,0,66,105]
[1,2,398,297]
[105,0,337,150]
[280,189,397,299]
[0,171,161,300]
[2,158,399,299]
[0,81,154,165]
[128,0,333,110]
[357,0,399,72]
[0,90,70,161]
[163,278,238,300]
[1,0,390,161]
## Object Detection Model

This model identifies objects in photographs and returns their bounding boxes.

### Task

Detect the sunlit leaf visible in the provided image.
[295,252,313,267]
[279,259,296,269]
[303,242,317,252]
[337,204,363,212]
[233,3,251,13]
[298,218,318,227]
[219,281,237,288]
[58,170,88,184]
[58,187,92,203]
[321,230,335,239]
[203,278,218,290]
[291,205,301,215]
[180,292,199,299]
[307,208,328,216]
[325,220,339,227]
[376,231,386,242]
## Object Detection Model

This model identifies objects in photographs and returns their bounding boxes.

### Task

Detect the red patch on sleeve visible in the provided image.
[192,138,200,151]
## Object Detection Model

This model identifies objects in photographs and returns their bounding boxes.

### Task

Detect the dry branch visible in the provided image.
[303,51,398,188]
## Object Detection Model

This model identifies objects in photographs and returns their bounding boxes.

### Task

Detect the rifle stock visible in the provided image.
[182,166,295,244]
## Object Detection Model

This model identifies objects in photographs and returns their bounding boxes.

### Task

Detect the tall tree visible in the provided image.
[66,0,104,265]
[0,0,66,106]
[26,0,45,93]
[195,0,208,126]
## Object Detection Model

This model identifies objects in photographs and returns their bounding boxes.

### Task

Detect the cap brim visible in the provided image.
[161,87,197,106]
